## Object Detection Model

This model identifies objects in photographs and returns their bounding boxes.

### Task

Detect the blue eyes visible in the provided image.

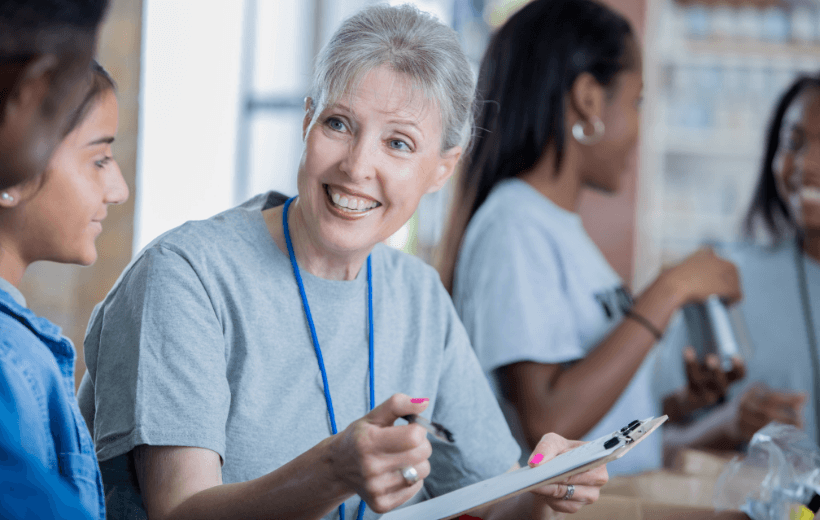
[327,117,347,132]
[389,139,410,151]
[324,116,412,152]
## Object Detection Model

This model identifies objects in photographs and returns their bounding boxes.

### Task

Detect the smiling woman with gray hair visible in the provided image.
[77,5,607,519]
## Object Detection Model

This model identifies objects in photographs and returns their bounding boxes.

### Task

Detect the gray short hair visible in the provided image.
[308,3,474,152]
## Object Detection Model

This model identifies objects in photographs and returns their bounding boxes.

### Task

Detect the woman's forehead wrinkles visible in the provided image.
[330,84,433,125]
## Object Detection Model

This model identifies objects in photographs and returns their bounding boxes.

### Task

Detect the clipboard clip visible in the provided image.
[603,419,645,450]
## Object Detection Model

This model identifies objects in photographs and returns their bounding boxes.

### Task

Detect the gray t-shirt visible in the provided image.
[452,179,661,475]
[655,240,820,441]
[77,192,520,520]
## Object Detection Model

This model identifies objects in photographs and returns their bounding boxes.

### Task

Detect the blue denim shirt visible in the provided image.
[0,283,105,519]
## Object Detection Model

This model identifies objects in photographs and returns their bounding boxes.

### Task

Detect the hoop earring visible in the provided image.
[572,117,605,146]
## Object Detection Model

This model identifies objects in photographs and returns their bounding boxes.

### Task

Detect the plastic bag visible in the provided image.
[714,422,820,519]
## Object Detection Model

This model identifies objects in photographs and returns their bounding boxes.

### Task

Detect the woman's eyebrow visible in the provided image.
[388,118,424,137]
[330,103,353,114]
[86,136,115,147]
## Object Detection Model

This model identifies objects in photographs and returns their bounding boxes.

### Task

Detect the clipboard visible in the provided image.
[382,415,668,520]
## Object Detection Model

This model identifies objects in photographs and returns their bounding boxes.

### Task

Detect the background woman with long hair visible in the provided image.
[440,0,743,475]
[657,75,819,453]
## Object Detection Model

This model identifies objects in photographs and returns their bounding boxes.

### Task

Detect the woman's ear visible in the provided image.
[302,97,315,140]
[0,184,26,209]
[569,72,605,127]
[427,146,462,194]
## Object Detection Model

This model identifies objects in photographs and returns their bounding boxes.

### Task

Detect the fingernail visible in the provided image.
[410,398,429,404]
[530,453,544,465]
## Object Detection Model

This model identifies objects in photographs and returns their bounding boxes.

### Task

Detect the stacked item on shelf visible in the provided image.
[646,0,820,263]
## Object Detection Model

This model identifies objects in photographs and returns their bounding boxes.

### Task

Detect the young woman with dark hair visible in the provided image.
[0,0,109,190]
[0,61,128,519]
[441,0,743,475]
[658,75,820,452]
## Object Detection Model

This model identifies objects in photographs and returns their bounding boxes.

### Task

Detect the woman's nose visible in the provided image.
[340,137,375,182]
[104,160,130,205]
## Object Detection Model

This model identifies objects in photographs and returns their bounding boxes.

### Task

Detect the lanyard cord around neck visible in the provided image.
[796,238,820,446]
[282,197,374,520]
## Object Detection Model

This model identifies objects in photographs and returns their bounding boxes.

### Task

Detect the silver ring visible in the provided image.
[400,466,420,486]
[563,484,575,500]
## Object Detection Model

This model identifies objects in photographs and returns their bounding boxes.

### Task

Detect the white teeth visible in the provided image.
[326,185,379,212]
[802,187,820,202]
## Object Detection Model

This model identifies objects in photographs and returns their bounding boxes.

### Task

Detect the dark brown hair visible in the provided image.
[61,60,116,136]
[437,0,635,293]
[0,0,109,116]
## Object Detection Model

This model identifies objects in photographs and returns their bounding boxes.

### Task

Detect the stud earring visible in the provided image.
[1,192,13,202]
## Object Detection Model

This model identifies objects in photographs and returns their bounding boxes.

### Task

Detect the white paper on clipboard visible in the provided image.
[382,415,668,520]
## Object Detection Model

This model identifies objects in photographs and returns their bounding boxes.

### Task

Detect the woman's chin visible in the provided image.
[69,248,98,267]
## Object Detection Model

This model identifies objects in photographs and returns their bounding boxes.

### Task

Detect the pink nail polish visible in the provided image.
[411,398,429,404]
[530,453,544,465]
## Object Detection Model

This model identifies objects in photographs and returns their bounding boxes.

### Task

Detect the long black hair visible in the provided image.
[743,75,820,241]
[438,0,636,292]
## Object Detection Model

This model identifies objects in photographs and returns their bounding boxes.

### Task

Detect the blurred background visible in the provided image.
[21,0,820,387]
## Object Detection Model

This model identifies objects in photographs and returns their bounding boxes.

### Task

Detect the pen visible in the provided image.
[402,414,455,443]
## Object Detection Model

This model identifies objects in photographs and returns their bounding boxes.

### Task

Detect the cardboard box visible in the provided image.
[573,470,749,520]
[672,449,739,478]
[572,495,749,520]
[603,471,719,508]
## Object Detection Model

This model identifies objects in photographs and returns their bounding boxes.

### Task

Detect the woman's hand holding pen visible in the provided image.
[326,393,433,514]
[525,434,609,515]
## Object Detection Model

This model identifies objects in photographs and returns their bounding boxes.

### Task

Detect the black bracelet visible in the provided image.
[624,309,663,340]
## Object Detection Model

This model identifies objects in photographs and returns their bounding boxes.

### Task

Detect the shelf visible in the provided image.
[660,128,763,159]
[662,38,820,65]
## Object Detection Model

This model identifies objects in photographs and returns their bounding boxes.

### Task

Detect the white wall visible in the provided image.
[135,0,244,251]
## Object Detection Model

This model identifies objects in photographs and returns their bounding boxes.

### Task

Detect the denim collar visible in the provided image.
[0,285,71,356]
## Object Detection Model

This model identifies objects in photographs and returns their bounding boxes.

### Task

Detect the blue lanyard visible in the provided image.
[282,196,374,520]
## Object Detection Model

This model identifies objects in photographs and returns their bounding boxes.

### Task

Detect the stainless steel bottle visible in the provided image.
[682,294,750,371]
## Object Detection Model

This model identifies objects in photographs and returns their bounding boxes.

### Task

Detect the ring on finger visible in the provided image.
[562,484,575,500]
[400,466,420,486]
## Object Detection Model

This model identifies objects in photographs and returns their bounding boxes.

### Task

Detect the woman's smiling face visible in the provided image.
[295,66,461,258]
[774,86,820,235]
[11,89,128,266]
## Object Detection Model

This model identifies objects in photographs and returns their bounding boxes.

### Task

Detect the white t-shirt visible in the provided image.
[453,178,661,475]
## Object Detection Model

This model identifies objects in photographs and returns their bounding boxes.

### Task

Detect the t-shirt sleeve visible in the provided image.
[458,218,583,375]
[88,245,230,462]
[424,300,521,497]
